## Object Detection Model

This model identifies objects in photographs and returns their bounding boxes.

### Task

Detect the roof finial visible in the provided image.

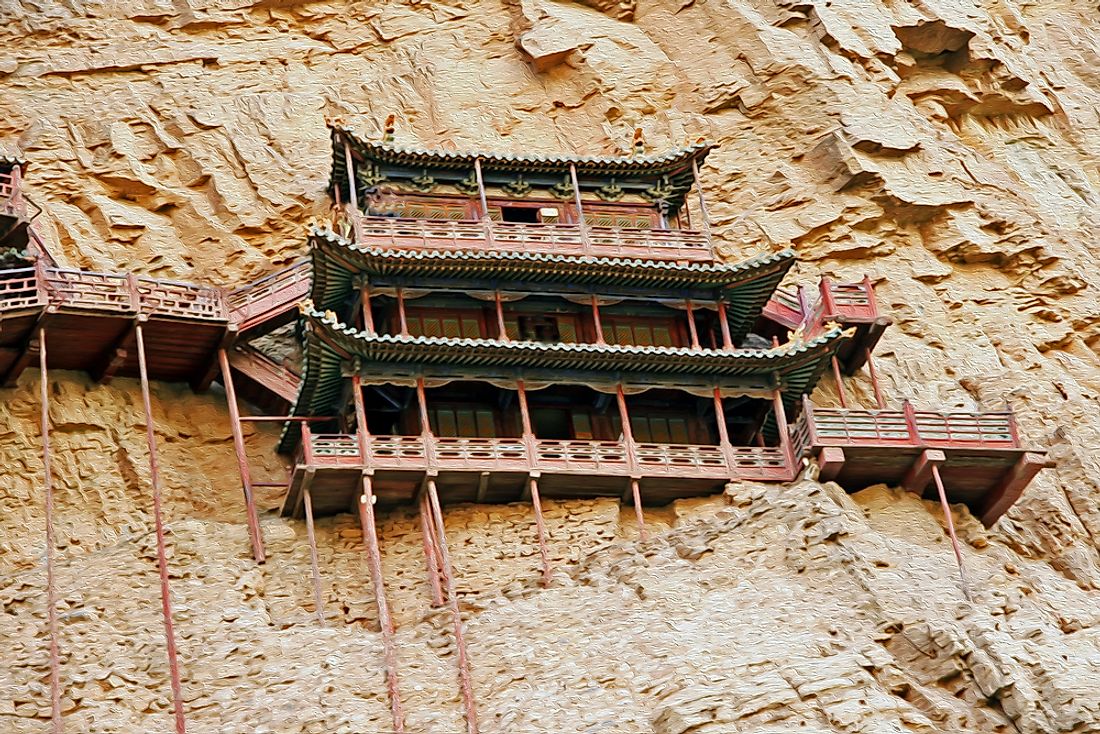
[383,114,396,144]
[632,127,645,157]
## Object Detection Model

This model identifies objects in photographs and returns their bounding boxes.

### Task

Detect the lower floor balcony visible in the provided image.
[282,401,1049,526]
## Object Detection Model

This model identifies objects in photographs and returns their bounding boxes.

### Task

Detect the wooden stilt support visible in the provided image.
[831,355,848,409]
[590,295,606,345]
[771,390,793,466]
[629,478,646,540]
[426,479,479,734]
[717,300,733,350]
[569,162,590,251]
[301,476,325,626]
[691,157,711,241]
[357,475,406,733]
[134,321,187,734]
[866,348,885,409]
[902,449,945,495]
[528,475,551,586]
[931,464,972,601]
[418,489,445,607]
[39,329,63,734]
[685,299,701,350]
[217,349,265,563]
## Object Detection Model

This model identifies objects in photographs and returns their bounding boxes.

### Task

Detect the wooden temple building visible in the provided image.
[2,125,1051,734]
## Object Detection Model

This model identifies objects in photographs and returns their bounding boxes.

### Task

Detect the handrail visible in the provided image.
[806,406,1019,449]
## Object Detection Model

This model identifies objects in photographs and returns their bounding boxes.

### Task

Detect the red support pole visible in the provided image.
[418,490,444,607]
[39,329,63,734]
[685,299,701,350]
[772,390,793,467]
[426,479,479,734]
[831,355,849,409]
[590,295,606,345]
[494,291,509,342]
[615,386,645,538]
[569,162,591,252]
[528,476,552,586]
[357,475,406,733]
[717,300,733,351]
[866,348,886,409]
[360,281,375,335]
[396,288,409,337]
[931,464,973,601]
[134,321,187,734]
[301,479,325,625]
[713,388,737,473]
[217,349,265,563]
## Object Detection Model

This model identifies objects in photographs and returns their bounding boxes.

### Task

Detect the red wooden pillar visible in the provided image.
[343,135,362,241]
[831,355,849,408]
[516,381,551,584]
[615,385,645,538]
[426,479,480,734]
[494,291,509,342]
[418,490,445,607]
[717,300,733,350]
[217,348,265,563]
[772,390,793,467]
[134,321,187,734]
[357,475,406,733]
[301,475,325,625]
[865,348,885,409]
[691,157,711,241]
[931,464,972,601]
[360,281,375,335]
[569,162,591,252]
[590,295,606,345]
[396,288,409,336]
[685,299,701,350]
[39,329,63,733]
[713,388,737,474]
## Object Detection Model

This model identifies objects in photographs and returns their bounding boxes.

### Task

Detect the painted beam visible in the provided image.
[901,448,945,495]
[979,452,1049,527]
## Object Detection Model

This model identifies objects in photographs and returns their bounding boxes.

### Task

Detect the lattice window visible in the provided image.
[583,206,657,229]
[406,313,483,339]
[605,319,676,347]
[431,407,497,437]
[369,195,472,220]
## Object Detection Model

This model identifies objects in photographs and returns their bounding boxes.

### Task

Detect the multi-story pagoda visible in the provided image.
[274,124,1048,543]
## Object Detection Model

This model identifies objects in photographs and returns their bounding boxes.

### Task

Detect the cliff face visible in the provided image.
[3,1,1100,732]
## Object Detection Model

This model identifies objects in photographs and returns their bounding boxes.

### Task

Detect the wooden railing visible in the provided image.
[226,259,311,330]
[796,399,1021,453]
[0,170,27,219]
[337,212,714,261]
[763,277,879,335]
[0,265,229,322]
[300,431,798,481]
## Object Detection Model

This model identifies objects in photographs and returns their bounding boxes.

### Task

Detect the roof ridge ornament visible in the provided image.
[382,114,396,144]
[632,128,646,157]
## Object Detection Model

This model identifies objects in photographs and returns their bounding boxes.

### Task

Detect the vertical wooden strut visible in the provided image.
[590,295,606,345]
[831,355,849,409]
[713,388,737,474]
[426,479,479,734]
[615,386,645,539]
[569,162,590,251]
[350,373,406,730]
[772,390,793,468]
[516,381,551,585]
[301,480,325,625]
[39,329,63,734]
[418,491,445,606]
[494,291,509,342]
[691,157,711,240]
[866,348,886,409]
[343,135,359,214]
[396,288,409,337]
[931,464,973,601]
[685,299,701,350]
[717,300,733,351]
[134,321,187,734]
[359,281,375,335]
[217,349,265,563]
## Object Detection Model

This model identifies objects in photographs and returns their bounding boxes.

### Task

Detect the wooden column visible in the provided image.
[516,381,550,584]
[717,300,733,351]
[343,135,359,213]
[39,329,63,734]
[713,388,737,474]
[569,162,591,250]
[616,385,645,538]
[217,349,265,563]
[350,373,371,462]
[590,295,606,345]
[418,489,445,606]
[691,157,711,239]
[866,348,885,409]
[360,281,375,335]
[685,299,701,350]
[396,288,409,337]
[831,355,849,409]
[426,479,480,734]
[931,464,972,602]
[772,390,793,466]
[494,291,509,342]
[474,158,489,220]
[134,320,187,734]
[301,475,325,625]
[357,475,406,733]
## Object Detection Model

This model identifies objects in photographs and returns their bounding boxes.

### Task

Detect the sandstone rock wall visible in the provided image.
[3,0,1100,732]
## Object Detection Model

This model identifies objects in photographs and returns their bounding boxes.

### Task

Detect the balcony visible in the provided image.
[334,211,714,262]
[281,426,796,517]
[792,399,1048,525]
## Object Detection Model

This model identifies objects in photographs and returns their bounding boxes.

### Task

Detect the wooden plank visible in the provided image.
[901,449,945,495]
